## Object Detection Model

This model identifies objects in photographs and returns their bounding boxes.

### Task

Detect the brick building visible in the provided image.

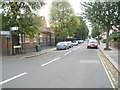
[1,16,55,55]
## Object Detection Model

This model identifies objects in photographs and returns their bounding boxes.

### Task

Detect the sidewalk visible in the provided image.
[2,46,56,61]
[99,42,120,72]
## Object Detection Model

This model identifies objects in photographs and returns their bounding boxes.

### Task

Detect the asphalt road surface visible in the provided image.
[1,42,118,88]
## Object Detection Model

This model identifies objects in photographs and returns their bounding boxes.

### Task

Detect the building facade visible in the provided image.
[1,16,55,55]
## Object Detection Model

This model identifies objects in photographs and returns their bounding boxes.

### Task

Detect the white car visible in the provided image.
[72,40,79,46]
[56,42,69,50]
[65,41,73,48]
[79,40,84,44]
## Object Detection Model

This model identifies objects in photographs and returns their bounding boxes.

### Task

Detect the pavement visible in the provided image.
[98,42,120,72]
[2,46,56,61]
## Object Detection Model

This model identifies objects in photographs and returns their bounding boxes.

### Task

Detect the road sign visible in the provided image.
[10,27,18,31]
[0,31,10,35]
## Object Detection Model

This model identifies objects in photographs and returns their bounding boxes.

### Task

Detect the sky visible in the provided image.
[38,0,92,35]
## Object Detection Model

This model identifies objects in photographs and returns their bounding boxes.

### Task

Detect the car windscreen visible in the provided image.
[89,40,97,43]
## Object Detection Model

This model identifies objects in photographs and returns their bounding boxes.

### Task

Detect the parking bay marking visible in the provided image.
[41,57,61,66]
[0,72,27,85]
[64,51,72,56]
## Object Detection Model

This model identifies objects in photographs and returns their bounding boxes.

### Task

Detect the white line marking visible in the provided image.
[41,57,61,66]
[64,51,72,56]
[0,72,27,85]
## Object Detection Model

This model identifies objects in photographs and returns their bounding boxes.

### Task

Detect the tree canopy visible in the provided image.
[82,1,119,49]
[49,0,80,39]
[1,0,44,38]
[75,16,89,40]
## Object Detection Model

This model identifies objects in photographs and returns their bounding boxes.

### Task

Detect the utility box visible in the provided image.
[36,45,41,52]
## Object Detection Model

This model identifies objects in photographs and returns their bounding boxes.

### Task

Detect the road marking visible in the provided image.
[0,72,27,85]
[41,57,61,66]
[98,50,117,85]
[64,51,72,56]
[108,70,116,82]
[102,58,117,85]
[100,57,116,89]
[97,50,116,89]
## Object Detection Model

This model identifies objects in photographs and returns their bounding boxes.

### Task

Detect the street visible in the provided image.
[2,42,118,88]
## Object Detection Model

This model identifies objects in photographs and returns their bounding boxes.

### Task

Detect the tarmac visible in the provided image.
[1,42,119,73]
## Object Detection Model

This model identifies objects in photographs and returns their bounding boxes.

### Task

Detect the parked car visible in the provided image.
[56,42,69,50]
[79,40,84,43]
[65,41,73,48]
[87,39,98,49]
[78,40,84,44]
[72,40,79,46]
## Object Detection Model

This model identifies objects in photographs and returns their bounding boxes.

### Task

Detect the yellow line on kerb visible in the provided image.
[97,50,116,89]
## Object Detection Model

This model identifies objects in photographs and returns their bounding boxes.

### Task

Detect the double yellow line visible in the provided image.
[97,50,116,89]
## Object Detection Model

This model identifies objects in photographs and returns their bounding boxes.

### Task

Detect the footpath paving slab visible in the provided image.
[98,43,120,72]
[2,47,56,61]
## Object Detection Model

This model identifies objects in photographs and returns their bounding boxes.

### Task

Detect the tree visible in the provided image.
[49,0,80,39]
[91,23,103,44]
[82,2,119,50]
[2,1,44,37]
[75,16,89,40]
[0,14,1,30]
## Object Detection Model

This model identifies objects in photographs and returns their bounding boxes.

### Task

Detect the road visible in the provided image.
[1,42,118,88]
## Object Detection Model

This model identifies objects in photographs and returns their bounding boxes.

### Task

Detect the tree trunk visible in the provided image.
[21,34,24,50]
[104,30,111,50]
[24,34,26,53]
[98,35,100,44]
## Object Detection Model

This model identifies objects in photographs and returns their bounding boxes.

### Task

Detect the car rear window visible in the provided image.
[89,40,97,43]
